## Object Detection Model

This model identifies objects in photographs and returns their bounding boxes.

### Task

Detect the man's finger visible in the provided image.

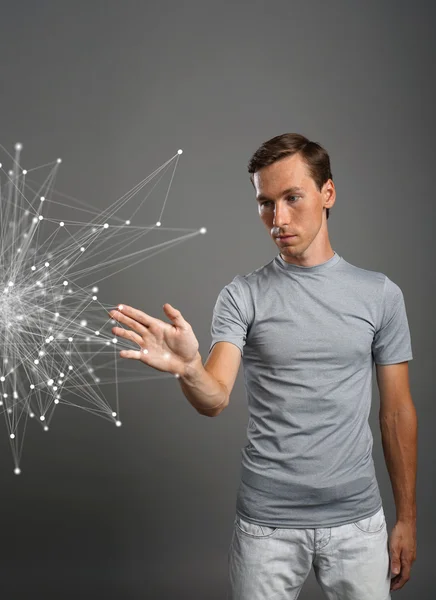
[113,304,156,328]
[112,327,144,347]
[391,562,411,591]
[391,573,409,591]
[119,349,143,360]
[109,309,148,336]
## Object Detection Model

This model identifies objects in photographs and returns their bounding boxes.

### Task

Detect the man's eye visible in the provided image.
[288,196,299,202]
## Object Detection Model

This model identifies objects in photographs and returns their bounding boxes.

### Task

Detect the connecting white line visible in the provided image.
[0,142,206,474]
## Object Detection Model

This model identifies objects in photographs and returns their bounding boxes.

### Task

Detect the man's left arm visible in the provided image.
[376,361,418,592]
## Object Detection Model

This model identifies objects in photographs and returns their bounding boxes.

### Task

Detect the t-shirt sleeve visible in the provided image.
[371,276,413,365]
[208,276,250,356]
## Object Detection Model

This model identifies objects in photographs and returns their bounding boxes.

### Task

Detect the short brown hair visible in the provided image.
[247,133,333,219]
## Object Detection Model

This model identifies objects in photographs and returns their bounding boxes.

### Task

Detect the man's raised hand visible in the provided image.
[109,303,200,376]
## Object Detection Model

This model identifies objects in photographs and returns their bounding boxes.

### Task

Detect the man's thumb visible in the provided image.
[163,303,185,325]
[391,556,400,574]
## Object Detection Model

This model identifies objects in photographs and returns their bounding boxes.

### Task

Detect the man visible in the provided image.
[109,133,417,599]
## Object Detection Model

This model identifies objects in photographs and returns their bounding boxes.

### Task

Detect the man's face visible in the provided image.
[253,153,335,259]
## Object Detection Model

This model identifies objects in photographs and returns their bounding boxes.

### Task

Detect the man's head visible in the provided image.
[248,133,336,261]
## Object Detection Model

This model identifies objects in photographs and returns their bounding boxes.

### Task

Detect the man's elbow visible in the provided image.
[197,398,229,418]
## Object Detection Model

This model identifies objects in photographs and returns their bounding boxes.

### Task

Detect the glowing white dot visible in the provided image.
[54,399,59,404]
[92,227,97,232]
[14,468,21,475]
[118,305,123,311]
[22,169,27,175]
[112,411,117,417]
[95,377,100,383]
[29,413,34,418]
[60,373,65,377]
[142,348,149,355]
[112,338,117,344]
[49,335,54,341]
[40,416,45,421]
[68,337,73,342]
[0,401,3,406]
[63,281,68,286]
[57,158,62,163]
[60,221,64,227]
[177,149,183,154]
[33,217,38,223]
[44,426,49,431]
[80,320,87,327]
[92,286,99,293]
[53,386,58,391]
[174,373,180,378]
[45,338,50,344]
[103,223,109,229]
[156,221,161,226]
[68,365,73,370]
[33,359,39,365]
[38,215,43,220]
[55,313,59,318]
[115,420,122,427]
[92,295,97,300]
[95,331,100,336]
[38,351,44,356]
[15,143,22,150]
[200,227,207,234]
[125,220,131,225]
[47,379,54,386]
[45,262,49,267]
[0,376,4,382]
[80,247,85,252]
[31,265,36,271]
[10,434,15,439]
[40,196,45,202]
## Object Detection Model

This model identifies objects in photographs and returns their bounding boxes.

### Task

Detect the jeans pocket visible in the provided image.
[351,506,385,534]
[235,514,279,538]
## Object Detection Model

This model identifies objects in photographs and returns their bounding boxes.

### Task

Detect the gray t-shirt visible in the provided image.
[209,251,413,528]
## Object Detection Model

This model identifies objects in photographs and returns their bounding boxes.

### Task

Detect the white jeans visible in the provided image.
[228,505,391,600]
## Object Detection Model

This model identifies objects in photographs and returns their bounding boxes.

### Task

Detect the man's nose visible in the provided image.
[273,204,290,227]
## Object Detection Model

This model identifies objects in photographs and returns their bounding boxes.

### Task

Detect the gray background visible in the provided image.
[0,1,434,598]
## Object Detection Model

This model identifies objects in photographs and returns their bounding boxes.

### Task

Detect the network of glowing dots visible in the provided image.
[0,141,205,474]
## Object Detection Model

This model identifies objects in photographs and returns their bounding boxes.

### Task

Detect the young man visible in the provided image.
[110,133,417,600]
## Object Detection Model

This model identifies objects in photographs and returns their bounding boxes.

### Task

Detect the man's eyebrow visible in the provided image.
[256,187,304,201]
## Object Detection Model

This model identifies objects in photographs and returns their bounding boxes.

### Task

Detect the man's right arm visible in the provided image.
[178,342,242,417]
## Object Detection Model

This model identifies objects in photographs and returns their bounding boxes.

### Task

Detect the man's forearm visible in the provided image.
[380,405,418,522]
[178,352,228,417]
